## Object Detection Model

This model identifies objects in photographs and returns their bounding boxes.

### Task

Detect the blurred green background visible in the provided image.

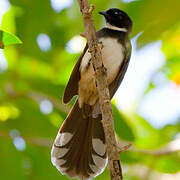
[0,0,180,180]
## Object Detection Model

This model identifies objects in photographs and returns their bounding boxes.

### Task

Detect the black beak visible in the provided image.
[99,11,108,17]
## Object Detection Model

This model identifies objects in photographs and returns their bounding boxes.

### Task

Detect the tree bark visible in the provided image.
[77,1,123,179]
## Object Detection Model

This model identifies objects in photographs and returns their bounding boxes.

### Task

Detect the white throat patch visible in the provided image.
[106,22,127,32]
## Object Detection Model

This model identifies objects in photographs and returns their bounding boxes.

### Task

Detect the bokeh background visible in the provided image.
[0,0,180,180]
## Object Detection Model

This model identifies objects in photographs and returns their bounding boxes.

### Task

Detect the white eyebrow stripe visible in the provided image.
[106,23,128,32]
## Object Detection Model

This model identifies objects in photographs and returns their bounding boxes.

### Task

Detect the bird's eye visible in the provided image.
[114,12,119,15]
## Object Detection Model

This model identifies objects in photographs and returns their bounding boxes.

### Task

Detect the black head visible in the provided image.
[99,8,132,32]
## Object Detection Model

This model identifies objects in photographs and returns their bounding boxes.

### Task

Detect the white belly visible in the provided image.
[80,37,124,84]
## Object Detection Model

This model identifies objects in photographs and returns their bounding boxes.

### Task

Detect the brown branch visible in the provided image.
[77,1,123,179]
[118,143,132,154]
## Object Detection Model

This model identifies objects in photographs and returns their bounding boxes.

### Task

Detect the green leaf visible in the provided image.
[0,30,22,48]
[155,154,180,173]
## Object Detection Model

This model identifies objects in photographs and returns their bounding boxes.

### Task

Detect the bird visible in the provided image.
[51,8,133,180]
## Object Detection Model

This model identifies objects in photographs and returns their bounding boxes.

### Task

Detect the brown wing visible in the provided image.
[63,28,131,103]
[63,44,88,104]
[109,46,131,99]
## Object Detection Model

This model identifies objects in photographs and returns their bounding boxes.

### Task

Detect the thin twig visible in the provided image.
[117,143,132,154]
[77,1,123,179]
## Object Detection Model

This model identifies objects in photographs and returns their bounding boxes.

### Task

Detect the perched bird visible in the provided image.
[51,8,133,180]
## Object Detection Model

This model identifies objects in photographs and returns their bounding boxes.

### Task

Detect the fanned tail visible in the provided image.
[51,100,107,179]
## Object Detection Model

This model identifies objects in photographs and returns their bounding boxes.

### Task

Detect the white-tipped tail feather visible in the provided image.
[51,101,107,179]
